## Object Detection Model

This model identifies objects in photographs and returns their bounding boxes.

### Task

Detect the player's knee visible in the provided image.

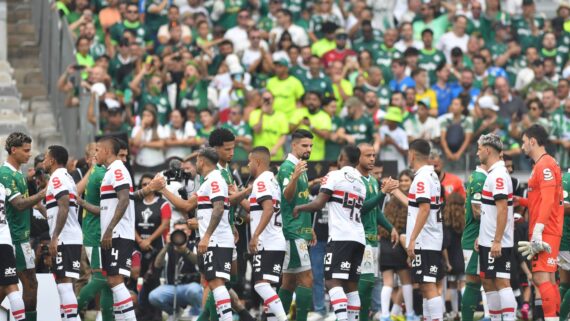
[299,271,313,288]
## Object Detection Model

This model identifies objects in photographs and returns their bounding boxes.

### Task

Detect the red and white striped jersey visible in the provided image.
[249,170,285,251]
[479,160,514,247]
[100,160,135,241]
[46,168,82,245]
[0,183,11,245]
[196,170,233,248]
[405,165,442,251]
[320,166,366,245]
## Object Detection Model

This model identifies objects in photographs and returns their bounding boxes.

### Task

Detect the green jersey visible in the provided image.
[144,0,169,34]
[299,72,334,99]
[352,37,381,54]
[341,116,376,146]
[221,121,252,162]
[373,44,402,83]
[0,163,30,243]
[418,48,446,85]
[561,171,570,251]
[140,91,171,125]
[362,83,391,107]
[309,14,344,39]
[217,163,236,225]
[512,16,544,51]
[461,167,487,250]
[361,175,380,246]
[109,21,151,46]
[217,0,246,30]
[83,165,105,246]
[550,110,570,169]
[277,155,312,240]
[325,116,343,162]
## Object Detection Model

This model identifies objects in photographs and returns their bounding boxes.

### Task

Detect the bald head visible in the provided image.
[248,146,271,178]
[358,143,375,172]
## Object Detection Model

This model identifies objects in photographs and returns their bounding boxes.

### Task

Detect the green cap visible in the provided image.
[275,58,289,68]
[417,98,431,108]
[384,106,403,123]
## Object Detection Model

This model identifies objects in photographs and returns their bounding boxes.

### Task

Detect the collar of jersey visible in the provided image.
[106,159,122,171]
[487,160,505,173]
[286,153,300,165]
[124,20,141,29]
[475,166,488,175]
[414,165,434,176]
[3,161,20,173]
[217,163,229,171]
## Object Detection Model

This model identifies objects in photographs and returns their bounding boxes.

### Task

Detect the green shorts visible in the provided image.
[283,239,311,273]
[85,246,101,270]
[463,249,480,276]
[14,241,36,272]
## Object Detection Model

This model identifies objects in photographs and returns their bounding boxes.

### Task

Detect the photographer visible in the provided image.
[149,220,202,319]
[134,174,172,321]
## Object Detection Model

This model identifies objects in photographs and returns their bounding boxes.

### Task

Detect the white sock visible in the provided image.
[482,289,490,318]
[347,291,360,321]
[381,286,393,317]
[254,283,286,321]
[449,289,459,313]
[213,285,233,321]
[461,286,465,297]
[264,305,278,321]
[58,283,79,321]
[402,284,414,316]
[391,303,402,316]
[486,291,501,321]
[329,286,348,321]
[422,298,431,321]
[498,287,517,321]
[8,291,25,321]
[111,283,135,321]
[427,297,443,321]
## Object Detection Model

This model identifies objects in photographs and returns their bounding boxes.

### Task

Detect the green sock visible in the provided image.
[278,288,294,315]
[295,286,312,321]
[78,272,107,310]
[100,283,114,321]
[560,283,570,301]
[197,302,210,321]
[207,291,219,321]
[25,311,37,321]
[561,283,570,321]
[461,282,481,321]
[358,274,375,321]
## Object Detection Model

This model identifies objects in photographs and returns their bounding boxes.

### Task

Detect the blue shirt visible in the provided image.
[389,77,415,93]
[452,85,480,110]
[432,82,454,116]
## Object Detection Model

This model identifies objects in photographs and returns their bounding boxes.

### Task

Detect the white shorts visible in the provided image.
[360,244,379,277]
[558,251,570,271]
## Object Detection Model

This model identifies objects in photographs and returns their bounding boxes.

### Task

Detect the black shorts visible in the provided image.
[411,249,443,283]
[479,246,512,279]
[252,250,285,284]
[379,238,408,272]
[52,244,82,279]
[324,241,365,282]
[0,244,18,285]
[198,246,233,282]
[101,238,134,277]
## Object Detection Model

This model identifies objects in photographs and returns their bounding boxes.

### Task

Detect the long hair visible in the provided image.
[443,192,465,233]
[381,196,408,238]
[143,105,160,141]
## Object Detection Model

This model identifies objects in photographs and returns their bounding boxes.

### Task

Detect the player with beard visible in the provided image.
[276,129,316,321]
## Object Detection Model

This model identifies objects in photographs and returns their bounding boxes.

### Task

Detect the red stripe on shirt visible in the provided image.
[333,190,359,199]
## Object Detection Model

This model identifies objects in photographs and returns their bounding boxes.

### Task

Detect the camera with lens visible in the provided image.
[163,166,193,185]
[170,229,188,247]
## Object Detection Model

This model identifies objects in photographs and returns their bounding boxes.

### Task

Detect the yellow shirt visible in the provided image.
[266,76,305,119]
[290,108,332,161]
[311,38,336,58]
[333,79,354,114]
[416,89,438,112]
[248,109,289,161]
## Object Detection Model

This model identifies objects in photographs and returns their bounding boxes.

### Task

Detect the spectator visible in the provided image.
[321,28,356,69]
[323,97,343,161]
[429,149,466,197]
[248,91,289,160]
[558,78,570,105]
[196,109,216,143]
[289,91,332,161]
[329,60,354,110]
[311,22,338,58]
[266,59,305,118]
[221,106,253,162]
[242,28,273,78]
[131,105,167,169]
[379,107,409,172]
[163,109,198,159]
[76,36,95,79]
[521,60,555,99]
[337,97,380,150]
[403,99,441,143]
[373,28,402,82]
[352,20,381,54]
[412,68,438,117]
[418,29,446,85]
[362,66,391,107]
[363,91,385,126]
[541,87,561,115]
[509,98,550,139]
[300,56,334,98]
[454,69,480,110]
[308,0,344,42]
[179,64,212,111]
[539,32,564,74]
[98,0,121,30]
[432,63,454,116]
[439,97,473,163]
[109,3,151,48]
[389,59,415,93]
[101,102,131,135]
[494,76,527,121]
[270,9,309,47]
[412,1,451,44]
[257,0,281,34]
[395,22,423,53]
[550,99,570,169]
[130,64,172,125]
[148,221,202,320]
[157,5,192,46]
[224,9,252,54]
[437,15,469,62]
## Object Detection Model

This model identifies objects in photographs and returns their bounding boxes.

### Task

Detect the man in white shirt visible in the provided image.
[437,15,469,62]
[403,100,440,142]
[379,107,409,173]
[269,9,309,47]
[224,9,252,53]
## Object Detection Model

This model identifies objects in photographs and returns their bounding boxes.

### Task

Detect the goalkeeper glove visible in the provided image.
[531,223,552,254]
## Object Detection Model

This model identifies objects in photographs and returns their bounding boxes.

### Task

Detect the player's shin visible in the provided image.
[255,283,287,321]
[212,285,233,321]
[295,286,312,321]
[358,274,375,321]
[380,285,393,318]
[426,296,443,321]
[58,283,79,321]
[347,291,360,321]
[498,287,517,321]
[486,291,501,321]
[8,291,26,321]
[461,282,481,321]
[111,283,136,321]
[329,286,349,321]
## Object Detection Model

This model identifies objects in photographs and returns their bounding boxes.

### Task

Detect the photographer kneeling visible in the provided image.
[149,220,202,320]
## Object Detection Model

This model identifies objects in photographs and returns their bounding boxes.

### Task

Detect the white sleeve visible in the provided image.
[209,175,228,202]
[414,175,432,204]
[255,176,273,204]
[111,165,130,191]
[320,171,337,195]
[491,173,509,200]
[51,172,70,199]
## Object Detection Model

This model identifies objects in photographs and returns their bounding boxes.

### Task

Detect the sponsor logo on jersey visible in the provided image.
[547,257,557,266]
[340,261,351,271]
[429,265,438,274]
[224,262,232,271]
[505,261,511,271]
[73,260,81,269]
[4,267,15,277]
[344,172,356,183]
[273,264,281,273]
[543,168,553,181]
[126,258,132,268]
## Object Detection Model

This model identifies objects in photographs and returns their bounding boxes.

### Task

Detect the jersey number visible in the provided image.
[252,254,261,267]
[274,200,282,227]
[487,252,494,264]
[324,253,332,265]
[411,254,421,267]
[203,251,213,264]
[342,194,363,223]
[111,248,119,261]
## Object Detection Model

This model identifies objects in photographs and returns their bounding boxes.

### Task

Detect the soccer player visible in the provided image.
[293,145,366,321]
[0,132,46,321]
[78,137,137,321]
[161,148,235,321]
[461,163,488,321]
[476,133,517,321]
[519,124,563,320]
[0,180,27,320]
[246,146,288,321]
[387,139,444,321]
[276,129,315,321]
[42,145,83,321]
[560,168,570,320]
[356,143,400,321]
